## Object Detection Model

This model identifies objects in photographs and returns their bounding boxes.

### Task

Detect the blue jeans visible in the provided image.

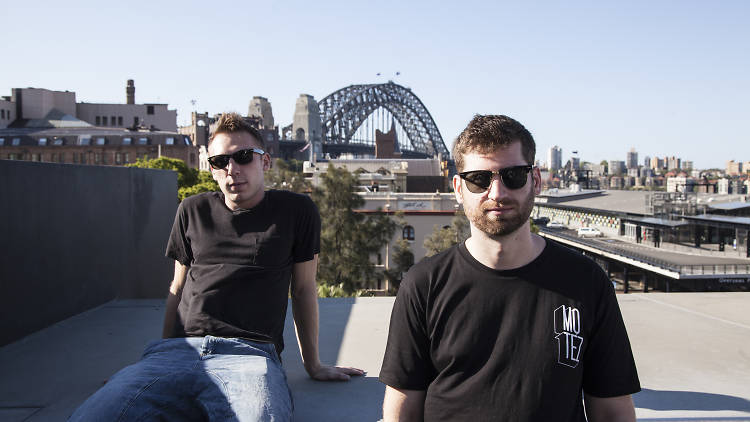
[68,336,292,421]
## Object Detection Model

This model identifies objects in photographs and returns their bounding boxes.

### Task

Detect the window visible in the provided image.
[58,153,65,163]
[115,152,122,164]
[80,153,87,164]
[12,138,21,146]
[53,138,64,146]
[147,105,154,115]
[134,116,139,126]
[165,137,174,145]
[96,137,106,145]
[79,137,91,145]
[72,153,78,163]
[138,137,148,145]
[124,153,130,163]
[123,137,132,145]
[32,153,41,161]
[0,138,4,146]
[118,116,123,126]
[8,153,17,160]
[111,116,116,126]
[190,153,195,164]
[184,136,191,145]
[102,116,108,126]
[95,153,101,164]
[1,110,4,118]
[50,153,56,162]
[38,138,47,146]
[95,116,101,125]
[403,226,415,241]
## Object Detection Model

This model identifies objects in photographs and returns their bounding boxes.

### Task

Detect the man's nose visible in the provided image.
[225,158,240,174]
[487,175,510,201]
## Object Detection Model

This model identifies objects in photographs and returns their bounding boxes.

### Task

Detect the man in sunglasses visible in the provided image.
[70,112,362,421]
[380,115,640,421]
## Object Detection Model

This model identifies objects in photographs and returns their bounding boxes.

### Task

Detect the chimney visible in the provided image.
[126,79,135,104]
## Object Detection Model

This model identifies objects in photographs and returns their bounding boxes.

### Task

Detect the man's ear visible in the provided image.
[453,175,464,204]
[532,167,542,195]
[262,154,271,171]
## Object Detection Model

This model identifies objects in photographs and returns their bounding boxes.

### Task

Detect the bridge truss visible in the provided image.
[317,82,449,158]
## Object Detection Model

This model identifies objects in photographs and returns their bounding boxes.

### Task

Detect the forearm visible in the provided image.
[161,291,181,338]
[162,261,188,338]
[383,386,425,422]
[291,280,321,374]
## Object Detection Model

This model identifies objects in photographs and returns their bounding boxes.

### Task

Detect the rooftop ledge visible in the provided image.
[2,294,750,421]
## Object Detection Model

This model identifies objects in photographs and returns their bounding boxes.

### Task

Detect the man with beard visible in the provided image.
[379,115,640,421]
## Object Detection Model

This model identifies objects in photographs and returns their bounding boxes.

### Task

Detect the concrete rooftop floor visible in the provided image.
[1,294,749,421]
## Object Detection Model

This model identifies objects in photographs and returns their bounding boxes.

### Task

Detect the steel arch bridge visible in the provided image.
[317,82,449,159]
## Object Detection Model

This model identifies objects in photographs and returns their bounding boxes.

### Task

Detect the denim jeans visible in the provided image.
[68,336,293,421]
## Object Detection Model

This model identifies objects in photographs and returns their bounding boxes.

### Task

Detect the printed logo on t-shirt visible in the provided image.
[553,305,584,368]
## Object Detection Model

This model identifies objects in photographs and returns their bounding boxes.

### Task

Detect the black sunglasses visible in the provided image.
[459,165,533,193]
[208,148,265,170]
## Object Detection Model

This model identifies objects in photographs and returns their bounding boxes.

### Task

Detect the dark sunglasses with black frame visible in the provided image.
[458,165,534,193]
[208,148,266,170]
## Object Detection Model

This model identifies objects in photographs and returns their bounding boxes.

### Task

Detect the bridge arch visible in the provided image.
[317,82,449,158]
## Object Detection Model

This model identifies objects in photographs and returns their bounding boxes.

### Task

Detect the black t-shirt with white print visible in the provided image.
[165,190,320,355]
[379,239,640,421]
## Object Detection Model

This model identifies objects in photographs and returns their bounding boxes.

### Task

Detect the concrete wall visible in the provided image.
[12,88,77,119]
[0,160,177,345]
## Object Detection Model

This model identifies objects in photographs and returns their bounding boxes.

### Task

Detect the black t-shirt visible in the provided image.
[165,190,321,354]
[379,239,640,421]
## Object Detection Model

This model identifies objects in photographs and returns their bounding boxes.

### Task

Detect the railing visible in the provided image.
[541,229,750,276]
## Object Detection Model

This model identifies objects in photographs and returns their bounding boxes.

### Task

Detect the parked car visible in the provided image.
[546,221,565,229]
[532,217,550,226]
[577,227,602,238]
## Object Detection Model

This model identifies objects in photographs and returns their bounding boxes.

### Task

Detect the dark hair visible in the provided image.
[452,115,535,172]
[209,112,265,148]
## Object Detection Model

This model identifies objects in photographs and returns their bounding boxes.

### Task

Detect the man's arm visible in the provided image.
[584,393,636,422]
[290,254,364,381]
[383,385,426,422]
[162,260,189,338]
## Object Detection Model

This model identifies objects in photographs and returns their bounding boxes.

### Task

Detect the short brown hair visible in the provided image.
[452,115,535,172]
[209,112,265,149]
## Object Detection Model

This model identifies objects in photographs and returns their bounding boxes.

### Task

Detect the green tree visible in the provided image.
[266,158,311,193]
[127,156,217,201]
[178,171,219,201]
[423,210,470,257]
[312,165,397,295]
[383,238,415,291]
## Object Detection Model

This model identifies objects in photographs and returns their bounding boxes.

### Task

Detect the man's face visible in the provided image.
[209,131,270,210]
[453,141,540,237]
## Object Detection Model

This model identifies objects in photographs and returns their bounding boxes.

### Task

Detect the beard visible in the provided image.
[465,187,535,237]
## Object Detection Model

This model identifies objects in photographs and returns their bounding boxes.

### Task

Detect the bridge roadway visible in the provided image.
[2,296,749,421]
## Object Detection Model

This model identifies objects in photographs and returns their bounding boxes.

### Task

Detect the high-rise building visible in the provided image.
[726,160,743,176]
[547,145,562,171]
[626,148,638,169]
[609,160,625,175]
[667,156,681,170]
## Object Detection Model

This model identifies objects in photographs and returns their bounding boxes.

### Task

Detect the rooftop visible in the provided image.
[2,294,749,421]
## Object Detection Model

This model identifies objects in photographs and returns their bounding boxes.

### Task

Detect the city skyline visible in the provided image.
[2,0,748,169]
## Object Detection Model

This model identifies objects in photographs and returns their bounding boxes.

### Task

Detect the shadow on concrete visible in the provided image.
[635,388,750,413]
[282,297,387,421]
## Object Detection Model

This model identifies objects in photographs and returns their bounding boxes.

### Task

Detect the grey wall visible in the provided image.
[0,160,177,346]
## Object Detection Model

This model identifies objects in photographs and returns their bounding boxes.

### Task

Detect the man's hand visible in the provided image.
[306,363,366,381]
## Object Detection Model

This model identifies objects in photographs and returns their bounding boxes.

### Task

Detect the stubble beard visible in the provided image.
[465,187,535,237]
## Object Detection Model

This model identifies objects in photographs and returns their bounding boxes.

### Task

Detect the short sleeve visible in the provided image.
[582,268,641,397]
[292,195,321,263]
[379,268,436,390]
[165,201,193,265]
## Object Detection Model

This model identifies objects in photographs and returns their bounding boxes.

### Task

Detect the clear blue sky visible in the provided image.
[2,0,748,169]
